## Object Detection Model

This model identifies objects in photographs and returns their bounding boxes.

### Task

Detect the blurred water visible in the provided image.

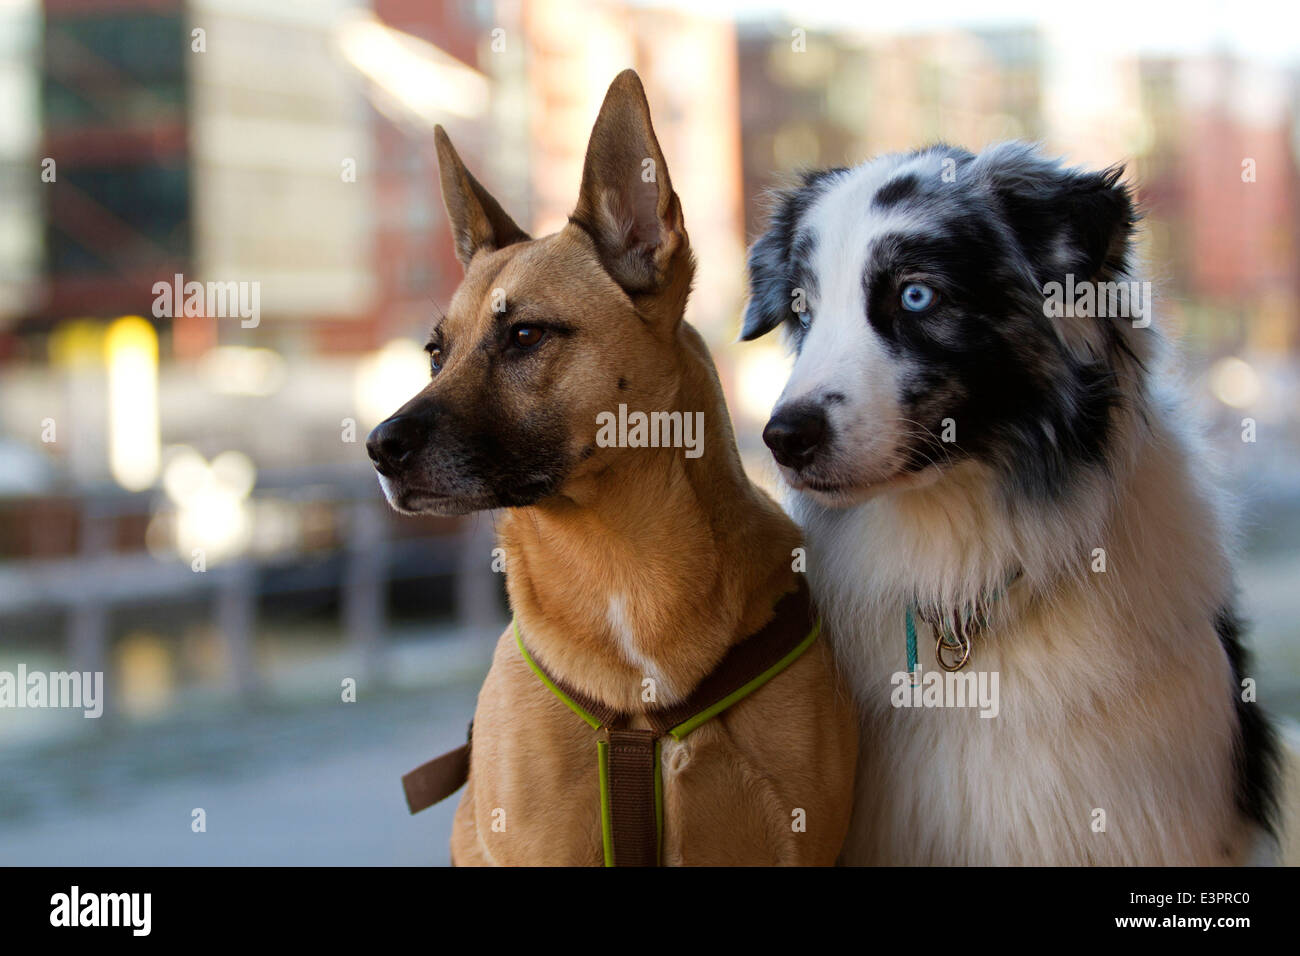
[0,632,492,866]
[1235,487,1300,722]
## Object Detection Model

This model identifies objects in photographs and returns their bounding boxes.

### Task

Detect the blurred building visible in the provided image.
[347,0,491,352]
[1176,58,1297,354]
[187,0,375,355]
[1132,57,1300,355]
[0,0,42,344]
[38,0,191,327]
[737,22,1044,240]
[32,0,375,356]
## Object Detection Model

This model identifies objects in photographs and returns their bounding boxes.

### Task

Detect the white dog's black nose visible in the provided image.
[763,404,827,470]
[366,416,418,477]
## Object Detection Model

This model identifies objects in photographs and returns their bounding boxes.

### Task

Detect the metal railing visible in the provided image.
[0,463,502,709]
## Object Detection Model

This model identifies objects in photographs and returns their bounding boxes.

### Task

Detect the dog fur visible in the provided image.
[368,71,857,865]
[741,142,1282,865]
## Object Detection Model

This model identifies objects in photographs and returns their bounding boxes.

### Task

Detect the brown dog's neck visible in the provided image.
[498,329,801,711]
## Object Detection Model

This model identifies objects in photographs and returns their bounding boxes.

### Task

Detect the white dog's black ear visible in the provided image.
[741,170,842,341]
[741,225,792,340]
[435,125,530,270]
[976,143,1136,285]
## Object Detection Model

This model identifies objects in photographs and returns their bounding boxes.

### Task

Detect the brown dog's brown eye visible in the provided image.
[511,325,545,349]
[429,348,443,372]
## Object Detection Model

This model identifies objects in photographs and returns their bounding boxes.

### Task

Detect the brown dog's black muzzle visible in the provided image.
[366,415,422,478]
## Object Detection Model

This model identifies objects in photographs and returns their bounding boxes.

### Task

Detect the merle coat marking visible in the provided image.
[743,142,1280,865]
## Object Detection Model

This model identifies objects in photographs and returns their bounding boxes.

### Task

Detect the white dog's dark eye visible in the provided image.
[900,283,937,312]
[797,310,811,330]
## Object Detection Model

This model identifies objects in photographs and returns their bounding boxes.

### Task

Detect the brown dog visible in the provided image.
[367,70,856,866]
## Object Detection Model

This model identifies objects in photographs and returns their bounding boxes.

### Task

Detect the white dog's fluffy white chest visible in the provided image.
[830,597,1243,865]
[791,461,1251,866]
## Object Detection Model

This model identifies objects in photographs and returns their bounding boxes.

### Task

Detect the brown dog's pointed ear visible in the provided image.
[571,69,687,295]
[435,125,529,269]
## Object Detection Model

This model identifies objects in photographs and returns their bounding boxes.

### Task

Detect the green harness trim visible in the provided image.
[516,613,820,867]
[667,620,820,739]
[597,739,614,867]
[515,620,603,730]
[653,739,663,862]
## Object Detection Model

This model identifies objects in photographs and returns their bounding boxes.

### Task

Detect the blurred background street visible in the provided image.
[1,0,1298,865]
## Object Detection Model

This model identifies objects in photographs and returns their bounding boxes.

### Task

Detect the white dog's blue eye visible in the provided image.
[797,310,811,330]
[900,283,937,312]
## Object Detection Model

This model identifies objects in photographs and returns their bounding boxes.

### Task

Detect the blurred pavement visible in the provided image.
[0,632,491,866]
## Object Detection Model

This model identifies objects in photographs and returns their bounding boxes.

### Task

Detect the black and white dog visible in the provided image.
[742,142,1281,864]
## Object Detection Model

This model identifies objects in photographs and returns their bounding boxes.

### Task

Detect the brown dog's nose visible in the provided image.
[763,403,827,470]
[366,416,418,477]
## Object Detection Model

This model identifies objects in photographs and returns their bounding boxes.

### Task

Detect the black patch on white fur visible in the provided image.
[1214,604,1281,837]
[871,172,920,209]
[866,149,1126,498]
[741,168,846,342]
[980,145,1136,290]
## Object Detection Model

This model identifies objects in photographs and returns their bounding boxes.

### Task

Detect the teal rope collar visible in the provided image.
[905,569,1022,683]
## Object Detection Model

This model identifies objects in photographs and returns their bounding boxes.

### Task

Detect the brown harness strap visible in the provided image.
[401,578,817,867]
[604,728,660,867]
[402,723,472,815]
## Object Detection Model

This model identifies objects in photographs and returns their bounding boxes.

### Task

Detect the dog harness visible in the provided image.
[401,580,820,866]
